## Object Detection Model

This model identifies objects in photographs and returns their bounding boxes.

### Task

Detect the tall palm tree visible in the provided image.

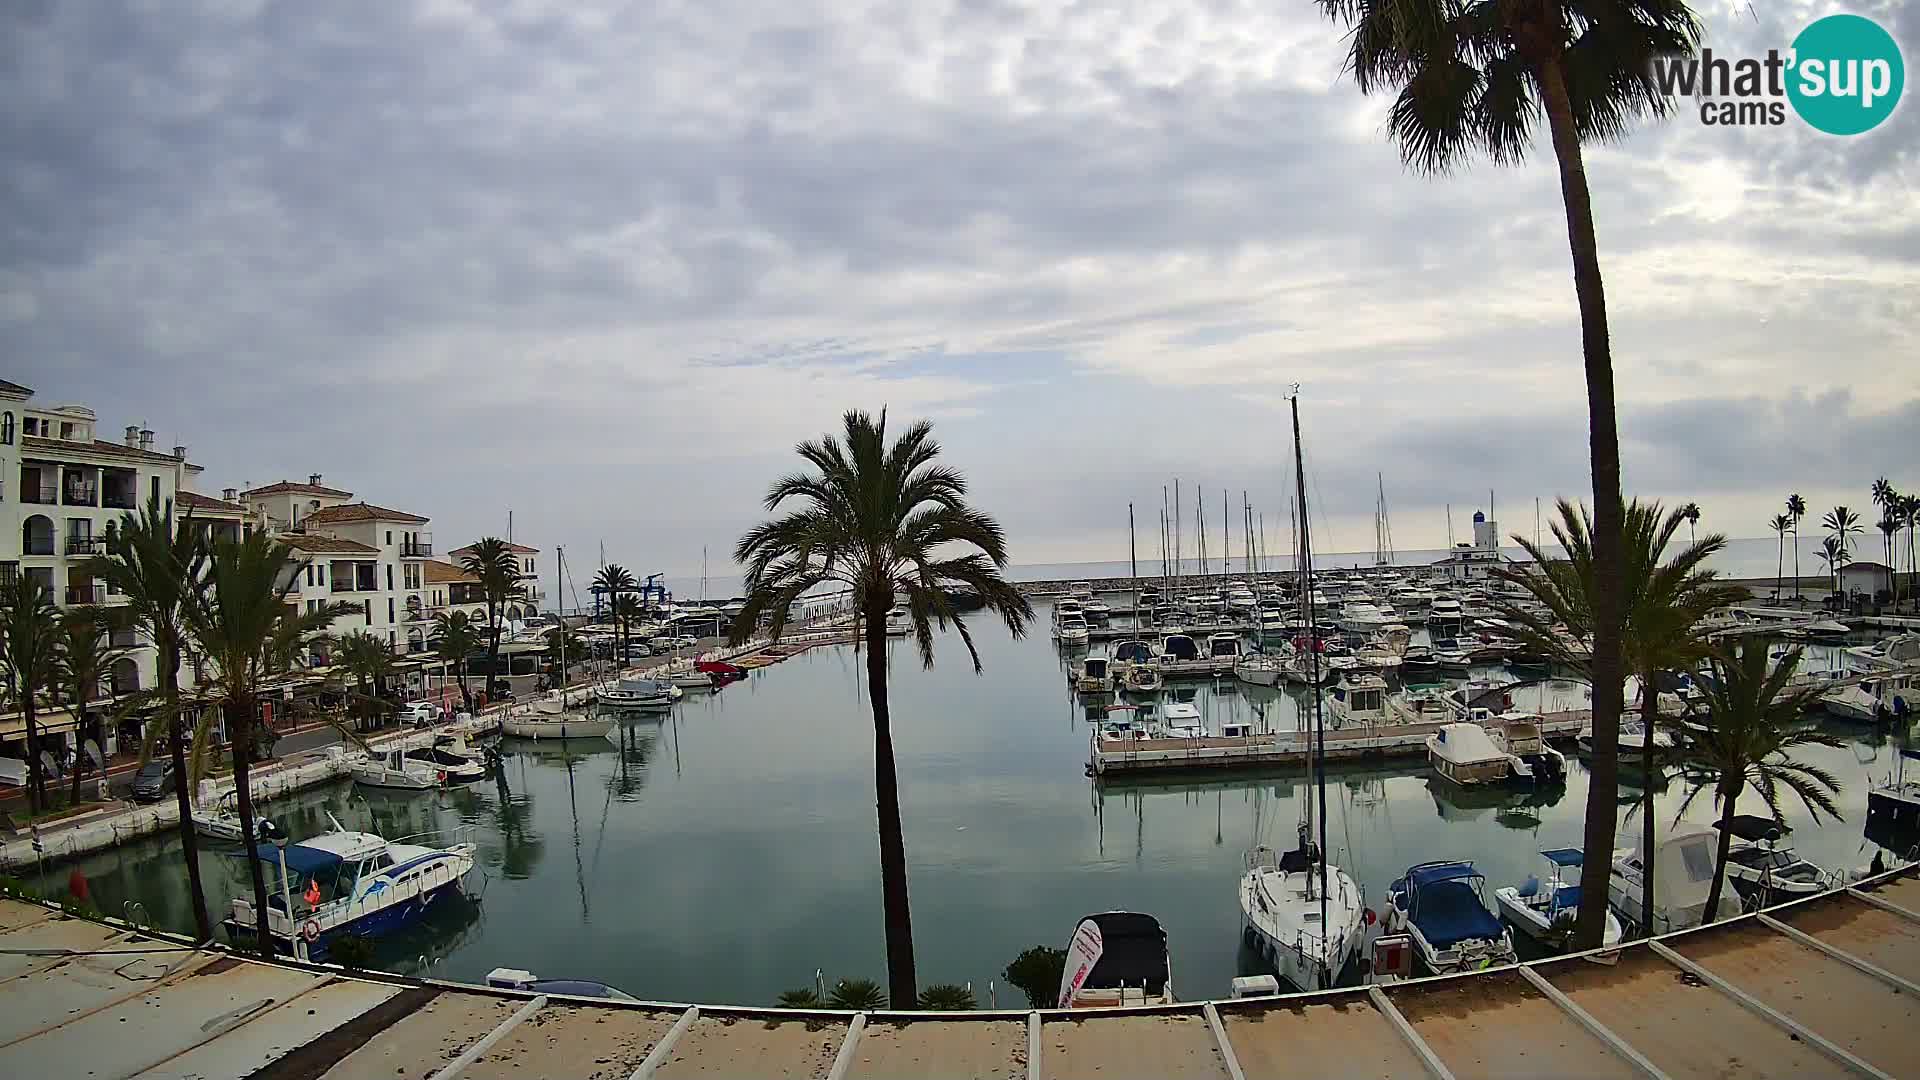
[86,497,214,940]
[1879,513,1903,605]
[1767,514,1792,603]
[459,539,524,704]
[1822,506,1862,598]
[1903,494,1920,612]
[1815,537,1845,598]
[611,593,645,666]
[593,564,636,660]
[431,610,480,712]
[53,607,127,809]
[0,575,60,811]
[333,630,396,730]
[1786,494,1807,600]
[1670,640,1842,922]
[1680,502,1701,543]
[1314,0,1700,948]
[188,534,355,955]
[1494,499,1745,936]
[730,410,1032,1005]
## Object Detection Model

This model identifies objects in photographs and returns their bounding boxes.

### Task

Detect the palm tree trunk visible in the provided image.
[23,704,43,813]
[1638,679,1658,937]
[1703,778,1741,925]
[226,695,275,956]
[68,713,87,809]
[1538,53,1628,952]
[1792,525,1801,599]
[160,636,213,941]
[1775,533,1784,602]
[864,598,917,1008]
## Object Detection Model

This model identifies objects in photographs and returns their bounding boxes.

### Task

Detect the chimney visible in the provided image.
[138,428,154,451]
[173,445,187,460]
[124,424,139,447]
[309,473,323,487]
[223,487,237,502]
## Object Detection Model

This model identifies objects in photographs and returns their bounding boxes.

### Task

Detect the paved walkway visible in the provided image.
[1,865,1917,1077]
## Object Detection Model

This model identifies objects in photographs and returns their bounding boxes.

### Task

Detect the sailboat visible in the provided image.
[1239,392,1370,991]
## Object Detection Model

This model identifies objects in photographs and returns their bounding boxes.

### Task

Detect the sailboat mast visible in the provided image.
[555,545,566,681]
[1174,480,1182,583]
[1128,503,1138,584]
[1222,489,1230,590]
[1290,392,1329,974]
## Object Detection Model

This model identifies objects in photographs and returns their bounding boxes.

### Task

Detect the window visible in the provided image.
[388,630,396,646]
[363,600,371,624]
[319,564,326,585]
[387,597,395,623]
[386,530,392,545]
[386,565,393,590]
[59,421,74,440]
[150,476,159,504]
[23,416,38,435]
[305,565,313,586]
[0,412,11,444]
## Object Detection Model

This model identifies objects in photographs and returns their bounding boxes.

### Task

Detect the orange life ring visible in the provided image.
[301,919,322,943]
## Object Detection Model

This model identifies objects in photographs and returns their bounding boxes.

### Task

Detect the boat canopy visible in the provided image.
[1402,864,1502,948]
[246,843,343,877]
[1406,861,1483,889]
[1431,723,1506,764]
[1078,912,1169,994]
[1539,848,1585,867]
[1714,814,1788,842]
[1111,641,1153,663]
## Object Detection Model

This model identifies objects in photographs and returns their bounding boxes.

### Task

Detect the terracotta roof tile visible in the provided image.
[177,490,249,515]
[424,560,478,584]
[450,540,538,556]
[0,379,32,396]
[300,502,430,525]
[277,534,380,555]
[240,480,355,498]
[21,435,202,469]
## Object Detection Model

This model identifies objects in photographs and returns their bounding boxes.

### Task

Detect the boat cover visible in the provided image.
[1079,912,1169,994]
[246,843,343,877]
[1715,814,1788,842]
[1413,880,1504,948]
[1540,848,1584,867]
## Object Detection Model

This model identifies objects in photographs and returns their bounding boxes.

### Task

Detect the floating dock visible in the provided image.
[3,866,1919,1077]
[1089,711,1591,776]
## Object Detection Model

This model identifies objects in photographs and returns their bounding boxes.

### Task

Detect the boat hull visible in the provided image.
[224,878,465,959]
[502,716,616,740]
[1493,888,1623,950]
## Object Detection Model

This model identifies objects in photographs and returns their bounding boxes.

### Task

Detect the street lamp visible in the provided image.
[260,819,304,963]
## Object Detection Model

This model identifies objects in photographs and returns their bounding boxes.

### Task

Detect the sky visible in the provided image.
[4,0,1915,591]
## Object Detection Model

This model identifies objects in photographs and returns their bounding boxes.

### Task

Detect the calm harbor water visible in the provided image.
[31,616,1909,1006]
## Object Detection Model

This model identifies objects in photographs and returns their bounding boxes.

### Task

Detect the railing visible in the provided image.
[103,490,137,509]
[331,582,356,593]
[63,484,99,507]
[21,485,56,505]
[401,539,434,557]
[64,536,105,556]
[66,584,102,605]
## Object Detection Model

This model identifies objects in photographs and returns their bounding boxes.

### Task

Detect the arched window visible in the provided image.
[0,411,12,445]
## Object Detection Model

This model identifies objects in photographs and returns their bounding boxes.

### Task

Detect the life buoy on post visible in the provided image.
[301,919,322,943]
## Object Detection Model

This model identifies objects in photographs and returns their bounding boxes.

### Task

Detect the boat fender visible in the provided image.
[302,919,322,943]
[437,770,449,785]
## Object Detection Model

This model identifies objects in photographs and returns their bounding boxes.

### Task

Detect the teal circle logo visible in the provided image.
[1787,14,1904,135]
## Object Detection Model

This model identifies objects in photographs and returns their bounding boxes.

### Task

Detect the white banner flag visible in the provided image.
[1057,918,1105,1007]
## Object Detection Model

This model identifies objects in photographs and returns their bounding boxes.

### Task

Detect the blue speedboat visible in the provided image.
[1383,861,1516,975]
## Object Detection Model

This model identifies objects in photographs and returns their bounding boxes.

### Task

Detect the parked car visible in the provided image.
[130,759,177,803]
[403,701,444,726]
[663,635,699,649]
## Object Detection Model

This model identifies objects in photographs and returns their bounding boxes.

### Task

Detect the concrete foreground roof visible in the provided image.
[1,867,1918,1078]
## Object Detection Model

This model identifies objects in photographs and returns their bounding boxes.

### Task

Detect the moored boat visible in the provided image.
[1607,824,1744,934]
[349,749,443,791]
[597,676,680,709]
[1240,834,1369,991]
[502,710,616,741]
[1383,861,1516,976]
[1494,848,1623,950]
[1059,911,1175,1008]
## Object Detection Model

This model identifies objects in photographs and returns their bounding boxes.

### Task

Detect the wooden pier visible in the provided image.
[1089,711,1591,776]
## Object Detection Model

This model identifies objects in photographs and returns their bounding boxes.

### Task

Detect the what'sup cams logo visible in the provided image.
[1653,13,1904,134]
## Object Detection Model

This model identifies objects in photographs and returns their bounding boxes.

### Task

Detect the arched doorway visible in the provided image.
[22,514,54,556]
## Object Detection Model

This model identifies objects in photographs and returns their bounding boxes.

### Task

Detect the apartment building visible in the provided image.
[242,485,434,656]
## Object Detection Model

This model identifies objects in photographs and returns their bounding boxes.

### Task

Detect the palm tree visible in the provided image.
[53,607,127,809]
[431,611,480,712]
[459,539,524,704]
[1903,494,1920,612]
[593,564,636,660]
[611,593,644,666]
[1314,0,1700,948]
[188,533,355,955]
[0,575,60,811]
[1670,639,1842,922]
[1822,506,1862,598]
[1680,502,1701,543]
[1815,537,1845,598]
[86,497,214,941]
[731,410,1032,1006]
[1494,499,1745,936]
[1878,513,1903,605]
[333,631,396,730]
[1767,514,1792,603]
[1786,494,1807,600]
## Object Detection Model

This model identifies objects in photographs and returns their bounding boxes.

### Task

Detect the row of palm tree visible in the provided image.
[590,563,646,668]
[1870,477,1918,608]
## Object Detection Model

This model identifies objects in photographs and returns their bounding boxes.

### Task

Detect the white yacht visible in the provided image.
[1608,825,1744,934]
[1489,712,1568,785]
[1388,685,1452,725]
[1383,861,1516,976]
[1844,631,1920,675]
[1060,911,1175,1008]
[1074,656,1113,694]
[1338,600,1397,634]
[502,704,615,741]
[1494,849,1623,950]
[1325,673,1389,728]
[1233,654,1286,688]
[348,749,442,791]
[1241,832,1369,991]
[1054,613,1091,646]
[192,791,259,843]
[1161,701,1206,738]
[597,676,680,709]
[1823,673,1913,722]
[1206,632,1243,659]
[224,815,476,959]
[1577,716,1674,759]
[1082,596,1112,620]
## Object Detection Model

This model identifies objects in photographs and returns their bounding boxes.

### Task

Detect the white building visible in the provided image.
[1436,511,1504,583]
[0,380,220,762]
[1839,561,1896,599]
[443,540,544,619]
[241,484,434,657]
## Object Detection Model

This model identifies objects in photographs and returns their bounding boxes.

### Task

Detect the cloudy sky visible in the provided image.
[5,0,1915,590]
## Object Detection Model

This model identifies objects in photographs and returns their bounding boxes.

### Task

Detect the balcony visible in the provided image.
[103,489,137,510]
[401,535,434,558]
[66,584,103,605]
[22,485,56,505]
[331,581,359,594]
[63,483,99,507]
[65,536,106,556]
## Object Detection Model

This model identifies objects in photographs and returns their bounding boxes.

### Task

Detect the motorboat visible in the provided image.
[1324,673,1389,728]
[1426,723,1512,786]
[1206,632,1243,659]
[1489,712,1567,785]
[348,749,443,791]
[486,967,638,1001]
[1441,679,1511,721]
[224,814,476,960]
[1059,911,1175,1008]
[1074,656,1113,694]
[1383,861,1516,976]
[1821,683,1881,722]
[1225,586,1258,611]
[661,659,716,689]
[1577,717,1674,759]
[1607,824,1744,934]
[1338,600,1397,635]
[403,738,488,784]
[1494,848,1623,950]
[1053,597,1085,623]
[1716,815,1836,905]
[1097,707,1154,746]
[502,709,616,741]
[1233,654,1285,688]
[597,676,679,709]
[1844,631,1920,675]
[1158,634,1200,662]
[1082,597,1112,620]
[1161,702,1206,738]
[1430,638,1476,674]
[883,606,912,636]
[1240,833,1370,991]
[1054,614,1091,647]
[1388,685,1453,725]
[1122,663,1163,694]
[1823,673,1913,723]
[192,791,263,843]
[1067,581,1095,599]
